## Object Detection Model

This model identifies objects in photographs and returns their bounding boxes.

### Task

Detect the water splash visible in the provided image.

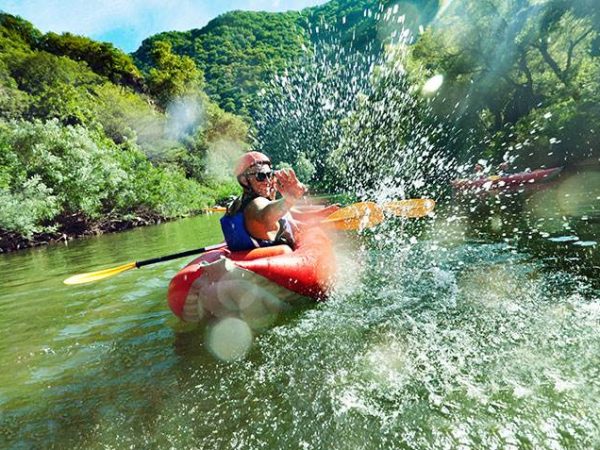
[253,17,457,201]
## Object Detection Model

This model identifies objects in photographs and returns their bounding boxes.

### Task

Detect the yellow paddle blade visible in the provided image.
[205,206,226,213]
[321,201,385,231]
[63,262,137,285]
[383,199,436,218]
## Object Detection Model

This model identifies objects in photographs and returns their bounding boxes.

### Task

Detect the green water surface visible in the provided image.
[1,181,600,448]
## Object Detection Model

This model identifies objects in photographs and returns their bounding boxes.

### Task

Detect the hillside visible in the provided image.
[0,13,247,251]
[132,0,600,172]
[132,1,440,118]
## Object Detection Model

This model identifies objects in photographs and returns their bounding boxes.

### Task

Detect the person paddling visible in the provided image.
[221,152,308,251]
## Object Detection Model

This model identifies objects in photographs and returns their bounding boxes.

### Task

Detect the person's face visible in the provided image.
[244,164,276,199]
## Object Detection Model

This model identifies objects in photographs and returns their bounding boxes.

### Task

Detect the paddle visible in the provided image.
[63,202,385,285]
[320,199,434,229]
[63,243,228,285]
[207,199,435,218]
[383,198,435,218]
[321,201,384,231]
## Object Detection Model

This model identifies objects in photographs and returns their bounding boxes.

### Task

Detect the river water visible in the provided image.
[1,172,600,449]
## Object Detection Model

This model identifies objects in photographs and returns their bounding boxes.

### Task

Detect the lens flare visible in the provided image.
[206,317,253,362]
[422,74,444,95]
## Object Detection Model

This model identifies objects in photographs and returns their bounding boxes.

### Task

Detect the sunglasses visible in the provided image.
[250,171,274,182]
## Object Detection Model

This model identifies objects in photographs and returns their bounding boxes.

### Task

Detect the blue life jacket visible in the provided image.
[220,210,295,252]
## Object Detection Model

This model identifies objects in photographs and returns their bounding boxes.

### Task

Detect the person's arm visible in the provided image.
[245,169,306,239]
[245,196,298,239]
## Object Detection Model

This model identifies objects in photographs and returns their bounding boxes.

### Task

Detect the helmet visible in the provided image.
[234,151,271,177]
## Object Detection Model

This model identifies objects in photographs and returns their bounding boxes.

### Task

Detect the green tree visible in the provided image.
[91,82,158,144]
[146,41,204,109]
[39,32,144,90]
[0,60,30,119]
[407,0,600,166]
[0,13,42,48]
[9,51,100,124]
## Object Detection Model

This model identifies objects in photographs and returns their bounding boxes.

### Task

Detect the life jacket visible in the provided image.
[220,202,295,252]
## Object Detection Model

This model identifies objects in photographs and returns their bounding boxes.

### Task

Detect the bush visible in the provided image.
[0,119,124,218]
[0,119,236,239]
[0,176,59,236]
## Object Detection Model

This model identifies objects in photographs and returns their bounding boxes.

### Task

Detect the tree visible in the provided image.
[0,13,42,48]
[39,32,144,90]
[407,0,600,166]
[11,52,100,125]
[146,41,204,109]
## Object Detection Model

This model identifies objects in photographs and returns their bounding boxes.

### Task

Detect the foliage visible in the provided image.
[134,11,309,117]
[294,153,316,182]
[133,2,440,119]
[39,32,144,90]
[0,60,30,120]
[90,82,158,144]
[145,41,204,109]
[0,13,42,49]
[0,176,60,237]
[0,119,235,237]
[303,0,438,50]
[12,52,101,125]
[407,0,600,167]
[0,12,249,244]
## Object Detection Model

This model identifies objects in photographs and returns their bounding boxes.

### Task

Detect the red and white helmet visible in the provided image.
[234,151,271,178]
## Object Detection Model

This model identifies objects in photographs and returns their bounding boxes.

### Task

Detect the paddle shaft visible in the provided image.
[135,243,226,268]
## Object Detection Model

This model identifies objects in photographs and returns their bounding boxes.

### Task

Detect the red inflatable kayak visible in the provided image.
[451,167,562,194]
[167,226,335,322]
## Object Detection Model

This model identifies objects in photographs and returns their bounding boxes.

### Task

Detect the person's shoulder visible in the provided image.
[244,196,275,236]
[245,196,270,214]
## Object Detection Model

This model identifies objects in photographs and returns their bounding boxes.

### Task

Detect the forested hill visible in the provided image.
[133,11,308,118]
[134,0,600,172]
[132,1,440,117]
[0,13,248,251]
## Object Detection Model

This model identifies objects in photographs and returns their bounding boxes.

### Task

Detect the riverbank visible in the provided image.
[0,212,175,253]
[0,194,338,253]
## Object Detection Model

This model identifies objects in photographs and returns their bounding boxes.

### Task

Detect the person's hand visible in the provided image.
[275,168,307,200]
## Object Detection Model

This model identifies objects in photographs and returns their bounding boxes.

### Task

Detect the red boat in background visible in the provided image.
[451,167,563,195]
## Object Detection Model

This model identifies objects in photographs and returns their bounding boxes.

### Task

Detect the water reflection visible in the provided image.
[450,168,600,284]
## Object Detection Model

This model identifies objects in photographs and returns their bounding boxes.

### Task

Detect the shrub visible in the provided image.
[0,119,235,240]
[0,176,59,236]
